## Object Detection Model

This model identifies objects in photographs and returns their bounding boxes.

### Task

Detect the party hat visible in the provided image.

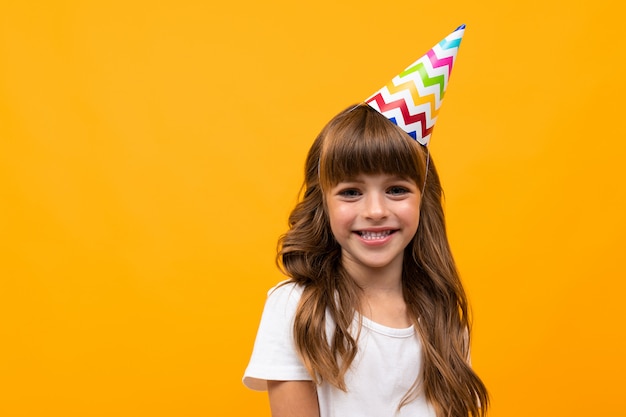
[365,24,465,146]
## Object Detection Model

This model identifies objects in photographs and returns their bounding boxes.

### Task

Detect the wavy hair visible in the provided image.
[277,104,489,417]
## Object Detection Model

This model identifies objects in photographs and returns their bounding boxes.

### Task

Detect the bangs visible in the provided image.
[319,105,427,190]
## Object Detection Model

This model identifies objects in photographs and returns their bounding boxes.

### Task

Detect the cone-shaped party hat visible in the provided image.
[365,25,465,146]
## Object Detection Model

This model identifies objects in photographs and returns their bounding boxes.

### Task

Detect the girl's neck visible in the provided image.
[342,255,404,295]
[346,264,411,328]
[341,253,410,328]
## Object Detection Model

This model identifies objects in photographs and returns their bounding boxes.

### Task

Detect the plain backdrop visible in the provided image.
[1,0,625,416]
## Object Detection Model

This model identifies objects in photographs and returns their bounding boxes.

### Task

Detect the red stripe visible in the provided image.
[366,93,433,139]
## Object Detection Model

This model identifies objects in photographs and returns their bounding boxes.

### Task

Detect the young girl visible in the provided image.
[244,26,488,417]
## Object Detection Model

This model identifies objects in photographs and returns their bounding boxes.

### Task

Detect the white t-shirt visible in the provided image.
[243,282,436,417]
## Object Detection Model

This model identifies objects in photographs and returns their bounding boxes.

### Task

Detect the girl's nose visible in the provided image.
[364,193,388,220]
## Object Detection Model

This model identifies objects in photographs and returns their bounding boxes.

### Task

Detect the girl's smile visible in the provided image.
[355,228,396,244]
[326,173,421,277]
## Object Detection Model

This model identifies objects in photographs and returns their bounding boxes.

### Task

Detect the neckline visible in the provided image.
[359,315,415,338]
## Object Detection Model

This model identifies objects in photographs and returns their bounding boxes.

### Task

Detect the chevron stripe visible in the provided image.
[399,61,446,98]
[439,37,461,50]
[385,78,440,119]
[375,82,437,123]
[426,49,454,76]
[366,92,433,143]
[368,88,437,128]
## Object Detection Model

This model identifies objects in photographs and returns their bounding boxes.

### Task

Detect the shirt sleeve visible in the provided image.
[243,282,312,391]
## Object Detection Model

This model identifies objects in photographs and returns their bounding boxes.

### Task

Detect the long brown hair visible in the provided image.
[277,104,489,416]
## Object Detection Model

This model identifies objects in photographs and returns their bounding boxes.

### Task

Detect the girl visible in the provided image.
[244,26,488,417]
[243,104,488,417]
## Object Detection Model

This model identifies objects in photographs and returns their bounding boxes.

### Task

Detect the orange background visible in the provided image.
[1,1,625,416]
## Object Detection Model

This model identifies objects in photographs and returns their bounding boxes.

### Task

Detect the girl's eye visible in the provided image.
[388,186,409,196]
[338,188,361,198]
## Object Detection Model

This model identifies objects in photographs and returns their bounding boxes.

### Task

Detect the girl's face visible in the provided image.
[325,172,421,278]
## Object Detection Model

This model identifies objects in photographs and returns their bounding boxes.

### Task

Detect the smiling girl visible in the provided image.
[243,26,488,417]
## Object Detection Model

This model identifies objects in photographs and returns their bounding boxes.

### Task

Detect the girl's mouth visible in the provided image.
[357,230,396,240]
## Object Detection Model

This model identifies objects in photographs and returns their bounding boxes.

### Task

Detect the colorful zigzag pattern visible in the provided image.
[365,25,465,146]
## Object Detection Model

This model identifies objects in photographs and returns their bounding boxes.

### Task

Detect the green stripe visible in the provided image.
[399,62,445,97]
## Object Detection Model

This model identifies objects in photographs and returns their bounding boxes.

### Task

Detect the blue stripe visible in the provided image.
[439,38,461,49]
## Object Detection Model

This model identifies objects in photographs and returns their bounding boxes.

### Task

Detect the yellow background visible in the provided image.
[1,0,624,416]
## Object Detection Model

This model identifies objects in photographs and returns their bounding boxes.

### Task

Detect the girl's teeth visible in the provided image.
[360,231,391,240]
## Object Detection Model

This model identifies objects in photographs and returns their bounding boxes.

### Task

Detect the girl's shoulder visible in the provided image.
[264,279,306,310]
